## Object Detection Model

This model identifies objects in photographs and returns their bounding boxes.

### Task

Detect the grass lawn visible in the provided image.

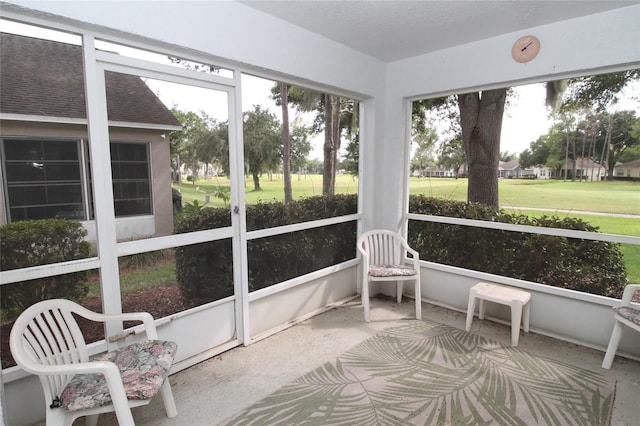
[175,176,639,215]
[410,177,640,215]
[174,174,359,207]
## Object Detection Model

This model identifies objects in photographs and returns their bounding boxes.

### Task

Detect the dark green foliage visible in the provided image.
[408,196,627,298]
[174,207,233,304]
[0,219,91,317]
[174,195,357,304]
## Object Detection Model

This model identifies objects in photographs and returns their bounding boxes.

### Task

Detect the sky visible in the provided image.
[501,84,553,155]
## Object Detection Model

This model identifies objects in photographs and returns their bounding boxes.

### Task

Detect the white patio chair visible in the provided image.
[357,230,422,322]
[602,284,640,369]
[9,298,178,425]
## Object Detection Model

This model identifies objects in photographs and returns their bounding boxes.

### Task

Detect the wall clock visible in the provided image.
[511,35,540,63]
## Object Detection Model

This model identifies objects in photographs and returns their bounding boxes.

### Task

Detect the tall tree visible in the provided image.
[289,118,313,176]
[519,135,551,169]
[170,108,208,185]
[279,83,293,203]
[411,126,438,176]
[458,89,507,207]
[340,99,360,177]
[592,111,640,176]
[243,105,281,191]
[438,135,466,178]
[322,95,342,195]
[274,86,355,195]
[552,70,640,179]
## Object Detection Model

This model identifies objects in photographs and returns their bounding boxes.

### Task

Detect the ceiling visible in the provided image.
[239,1,638,62]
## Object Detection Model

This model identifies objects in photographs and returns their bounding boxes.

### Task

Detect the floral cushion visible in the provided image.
[368,264,417,277]
[59,340,177,412]
[615,306,640,326]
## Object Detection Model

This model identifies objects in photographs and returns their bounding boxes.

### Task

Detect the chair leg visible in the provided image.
[363,278,371,323]
[510,302,523,346]
[85,414,100,426]
[465,294,477,332]
[160,379,178,418]
[478,299,487,320]
[396,281,403,303]
[602,321,624,369]
[522,301,531,333]
[414,277,422,320]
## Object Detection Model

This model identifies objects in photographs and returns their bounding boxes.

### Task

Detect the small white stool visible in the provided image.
[466,282,531,346]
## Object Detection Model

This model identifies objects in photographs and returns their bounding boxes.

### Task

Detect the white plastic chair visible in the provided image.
[9,298,178,425]
[357,230,422,322]
[602,284,640,369]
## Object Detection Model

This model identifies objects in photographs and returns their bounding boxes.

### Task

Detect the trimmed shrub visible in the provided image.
[174,207,233,304]
[408,196,627,298]
[174,194,357,305]
[0,219,91,318]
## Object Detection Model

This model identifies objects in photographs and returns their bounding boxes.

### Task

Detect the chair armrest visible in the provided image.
[405,246,420,261]
[620,284,640,307]
[71,304,159,340]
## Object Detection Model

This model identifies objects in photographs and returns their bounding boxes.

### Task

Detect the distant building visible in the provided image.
[531,165,552,179]
[419,165,456,177]
[498,159,536,178]
[614,159,640,178]
[556,157,606,180]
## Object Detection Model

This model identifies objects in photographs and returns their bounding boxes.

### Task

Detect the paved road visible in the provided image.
[504,206,640,219]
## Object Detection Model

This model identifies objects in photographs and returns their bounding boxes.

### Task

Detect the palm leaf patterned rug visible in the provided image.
[222,320,615,425]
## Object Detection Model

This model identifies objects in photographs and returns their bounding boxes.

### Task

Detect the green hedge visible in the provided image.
[408,196,627,298]
[0,219,91,317]
[174,194,358,305]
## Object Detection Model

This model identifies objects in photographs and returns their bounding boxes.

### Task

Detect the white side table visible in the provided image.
[465,282,531,346]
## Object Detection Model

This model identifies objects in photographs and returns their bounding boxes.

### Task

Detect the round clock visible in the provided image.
[511,35,540,63]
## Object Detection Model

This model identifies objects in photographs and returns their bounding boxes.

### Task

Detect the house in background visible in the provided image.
[499,159,523,178]
[0,33,182,240]
[531,164,552,179]
[417,165,456,177]
[614,159,640,178]
[556,157,605,180]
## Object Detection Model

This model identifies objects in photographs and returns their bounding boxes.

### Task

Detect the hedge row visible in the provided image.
[1,195,626,314]
[0,219,91,317]
[408,195,627,298]
[174,194,358,305]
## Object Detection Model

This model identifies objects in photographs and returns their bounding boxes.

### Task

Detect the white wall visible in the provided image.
[7,0,385,99]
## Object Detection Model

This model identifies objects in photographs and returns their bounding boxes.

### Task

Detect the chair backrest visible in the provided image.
[9,299,91,404]
[357,230,407,266]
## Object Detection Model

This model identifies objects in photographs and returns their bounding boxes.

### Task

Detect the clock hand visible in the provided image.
[521,42,533,52]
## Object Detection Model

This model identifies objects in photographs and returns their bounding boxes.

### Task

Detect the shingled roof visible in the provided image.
[0,33,181,128]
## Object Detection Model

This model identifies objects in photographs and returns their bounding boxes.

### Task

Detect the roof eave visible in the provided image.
[0,114,182,132]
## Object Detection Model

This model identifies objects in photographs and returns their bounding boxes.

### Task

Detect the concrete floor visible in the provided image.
[88,297,639,425]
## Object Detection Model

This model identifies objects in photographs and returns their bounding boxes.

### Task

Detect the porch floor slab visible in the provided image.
[79,297,640,425]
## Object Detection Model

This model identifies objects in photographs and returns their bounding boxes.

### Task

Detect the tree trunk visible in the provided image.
[252,172,261,191]
[604,114,614,180]
[458,89,506,207]
[280,83,293,203]
[571,136,576,182]
[323,94,336,196]
[332,96,341,182]
[580,130,586,181]
[175,154,182,184]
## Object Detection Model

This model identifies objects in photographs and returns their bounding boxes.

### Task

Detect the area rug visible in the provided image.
[222,320,615,425]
